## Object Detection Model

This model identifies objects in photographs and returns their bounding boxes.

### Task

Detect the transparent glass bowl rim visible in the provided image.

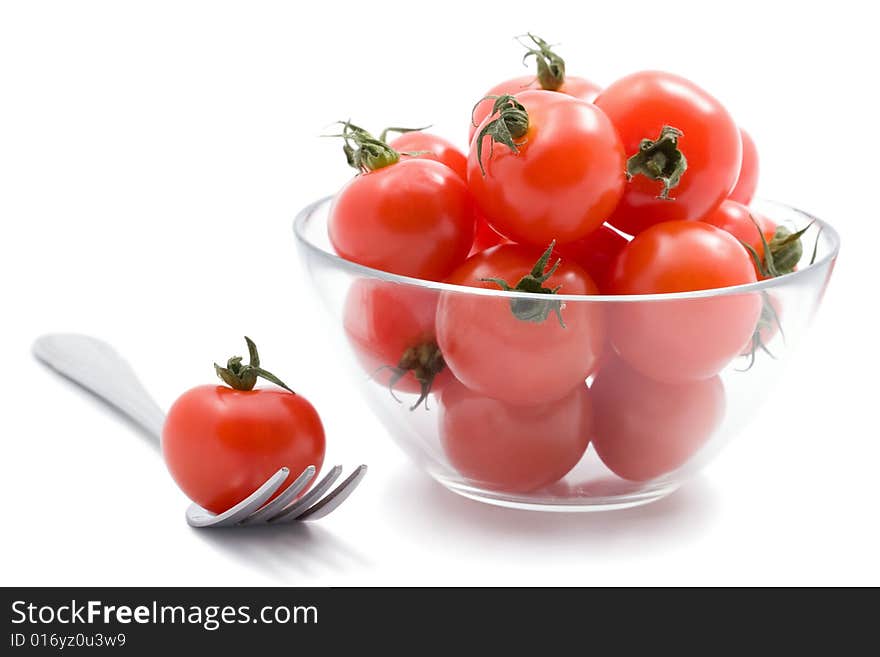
[293,196,840,303]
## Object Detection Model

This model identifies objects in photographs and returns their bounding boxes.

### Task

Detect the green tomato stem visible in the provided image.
[214,336,295,393]
[376,341,446,411]
[517,32,567,91]
[325,121,400,173]
[480,241,566,327]
[625,125,687,200]
[473,95,529,176]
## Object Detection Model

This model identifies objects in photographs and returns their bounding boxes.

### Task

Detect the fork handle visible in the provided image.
[33,334,166,442]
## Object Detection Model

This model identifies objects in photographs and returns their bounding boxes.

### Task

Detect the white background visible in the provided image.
[2,0,878,586]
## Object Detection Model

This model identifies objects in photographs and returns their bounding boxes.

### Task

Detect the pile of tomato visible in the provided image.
[328,34,808,494]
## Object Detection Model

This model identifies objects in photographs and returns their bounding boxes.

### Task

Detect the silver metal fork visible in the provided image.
[32,334,367,528]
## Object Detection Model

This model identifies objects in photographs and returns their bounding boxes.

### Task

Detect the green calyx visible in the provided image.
[325,121,433,172]
[740,214,813,279]
[214,336,295,393]
[481,241,566,327]
[625,125,688,200]
[325,121,402,173]
[738,291,785,372]
[379,341,446,411]
[767,226,806,275]
[473,94,530,175]
[517,33,566,91]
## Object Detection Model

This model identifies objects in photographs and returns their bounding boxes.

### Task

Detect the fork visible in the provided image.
[32,333,367,528]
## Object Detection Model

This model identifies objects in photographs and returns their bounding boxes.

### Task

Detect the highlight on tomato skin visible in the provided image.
[469,212,511,255]
[608,221,762,384]
[343,278,453,409]
[594,70,742,236]
[439,379,592,493]
[590,355,726,482]
[436,243,606,406]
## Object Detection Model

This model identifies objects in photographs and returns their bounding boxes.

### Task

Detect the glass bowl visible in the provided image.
[294,197,839,511]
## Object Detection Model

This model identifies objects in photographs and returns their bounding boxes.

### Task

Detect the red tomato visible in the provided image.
[328,123,474,280]
[591,356,725,482]
[469,74,602,142]
[436,243,605,405]
[467,91,626,246]
[594,71,742,235]
[702,201,807,280]
[702,200,776,273]
[163,339,325,514]
[343,278,452,408]
[729,128,759,205]
[470,212,510,255]
[440,380,591,492]
[388,131,468,180]
[555,225,629,293]
[609,221,762,383]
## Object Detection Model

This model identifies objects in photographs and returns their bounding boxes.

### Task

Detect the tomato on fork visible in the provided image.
[163,338,326,515]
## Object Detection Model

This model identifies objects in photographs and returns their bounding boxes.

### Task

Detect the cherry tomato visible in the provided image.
[343,278,452,408]
[436,243,605,405]
[609,221,761,383]
[555,225,629,293]
[328,123,474,280]
[702,200,776,274]
[594,71,742,235]
[591,355,725,482]
[469,33,601,143]
[372,130,508,255]
[162,339,325,515]
[729,128,759,205]
[469,75,601,143]
[470,212,511,255]
[702,201,808,281]
[440,379,591,492]
[467,91,626,246]
[388,131,468,180]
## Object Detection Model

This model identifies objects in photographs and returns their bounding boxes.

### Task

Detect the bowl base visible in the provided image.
[434,475,680,512]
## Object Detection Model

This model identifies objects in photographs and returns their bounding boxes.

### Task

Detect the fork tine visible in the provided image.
[267,465,342,524]
[240,465,316,525]
[295,464,367,522]
[185,467,290,528]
